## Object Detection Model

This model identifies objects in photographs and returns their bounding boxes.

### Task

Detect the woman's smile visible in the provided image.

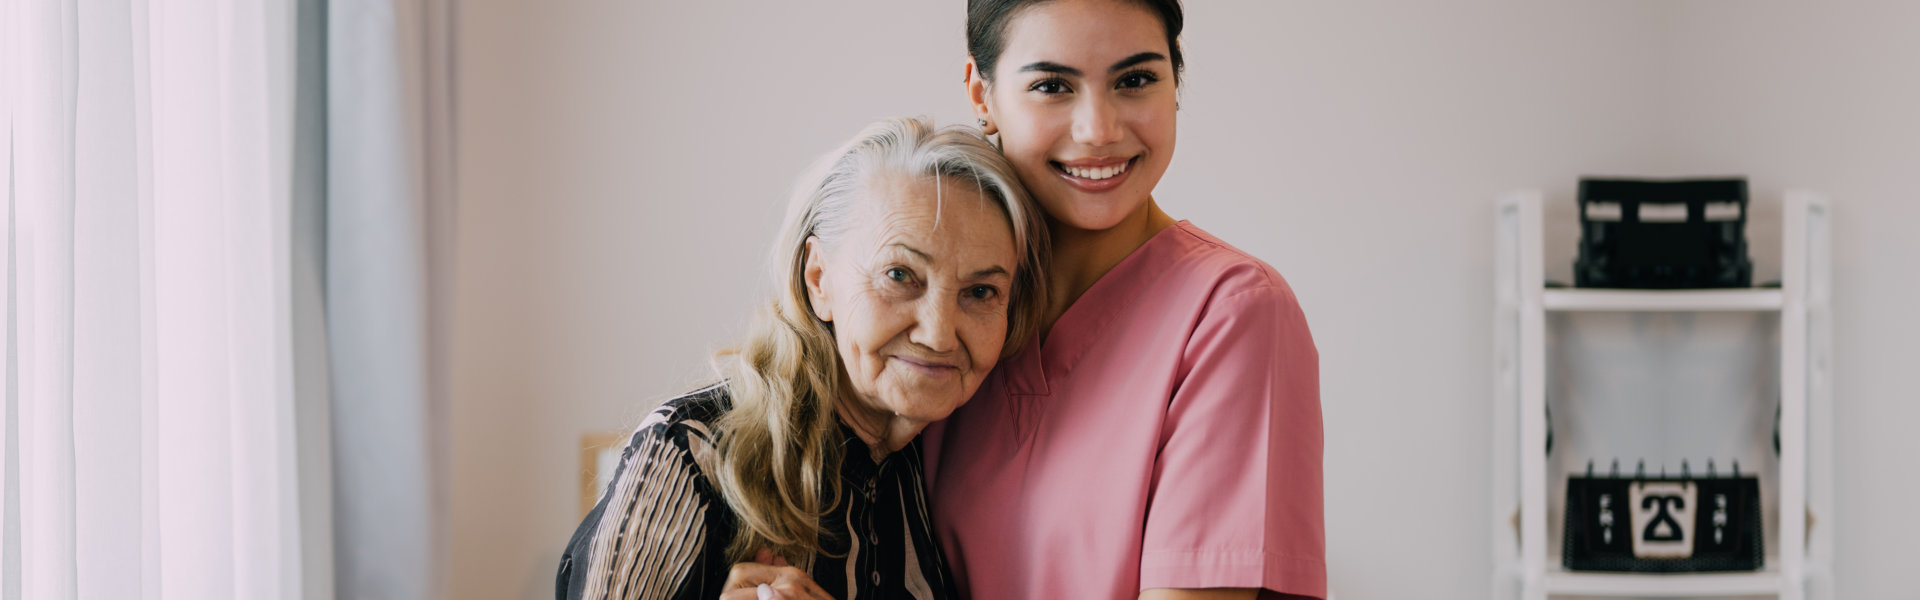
[1051,156,1138,192]
[890,354,962,379]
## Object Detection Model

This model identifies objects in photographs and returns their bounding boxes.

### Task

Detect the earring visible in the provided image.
[977,119,987,127]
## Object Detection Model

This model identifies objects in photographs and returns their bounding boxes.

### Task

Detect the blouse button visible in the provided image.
[870,571,881,586]
[869,531,880,545]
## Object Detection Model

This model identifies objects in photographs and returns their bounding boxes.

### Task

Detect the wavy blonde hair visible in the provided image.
[707,116,1048,563]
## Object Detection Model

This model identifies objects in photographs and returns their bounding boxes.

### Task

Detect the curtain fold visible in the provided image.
[325,0,457,598]
[290,0,337,597]
[2,0,456,596]
[11,2,81,596]
[1,1,319,598]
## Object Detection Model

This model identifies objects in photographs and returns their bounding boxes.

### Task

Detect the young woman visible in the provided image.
[924,1,1326,599]
[556,117,1049,600]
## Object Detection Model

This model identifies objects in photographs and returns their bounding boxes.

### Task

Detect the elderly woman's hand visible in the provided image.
[719,548,835,600]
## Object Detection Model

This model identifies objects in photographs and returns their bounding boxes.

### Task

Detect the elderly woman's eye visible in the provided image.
[886,267,911,283]
[967,285,999,300]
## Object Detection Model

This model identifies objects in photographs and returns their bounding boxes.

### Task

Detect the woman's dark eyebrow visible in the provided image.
[1018,61,1081,77]
[1018,52,1167,78]
[1108,52,1166,73]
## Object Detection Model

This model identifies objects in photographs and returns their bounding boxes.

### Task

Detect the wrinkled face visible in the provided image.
[804,173,1018,424]
[978,0,1177,232]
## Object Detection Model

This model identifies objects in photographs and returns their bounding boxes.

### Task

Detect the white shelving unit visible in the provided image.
[1492,191,1833,600]
[1541,289,1784,312]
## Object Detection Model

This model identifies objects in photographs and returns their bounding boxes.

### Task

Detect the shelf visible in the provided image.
[1544,567,1783,597]
[1494,191,1832,600]
[1541,288,1784,312]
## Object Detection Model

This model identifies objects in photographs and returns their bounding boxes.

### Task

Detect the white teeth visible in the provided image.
[1064,160,1130,180]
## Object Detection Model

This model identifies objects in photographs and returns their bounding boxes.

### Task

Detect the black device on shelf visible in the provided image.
[1563,460,1764,573]
[1574,178,1753,289]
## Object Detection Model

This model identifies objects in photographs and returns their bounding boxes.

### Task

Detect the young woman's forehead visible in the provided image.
[997,1,1168,66]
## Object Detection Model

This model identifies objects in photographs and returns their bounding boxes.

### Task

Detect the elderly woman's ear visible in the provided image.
[802,235,833,323]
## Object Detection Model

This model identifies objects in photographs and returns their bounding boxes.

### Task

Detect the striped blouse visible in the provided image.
[556,384,957,600]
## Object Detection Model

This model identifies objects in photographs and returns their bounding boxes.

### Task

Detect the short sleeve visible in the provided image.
[1138,283,1326,599]
[559,415,717,600]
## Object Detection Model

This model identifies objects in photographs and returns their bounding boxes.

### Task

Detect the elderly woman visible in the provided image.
[556,117,1048,600]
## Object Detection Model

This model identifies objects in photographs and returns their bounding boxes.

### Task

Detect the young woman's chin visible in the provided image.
[1036,190,1152,233]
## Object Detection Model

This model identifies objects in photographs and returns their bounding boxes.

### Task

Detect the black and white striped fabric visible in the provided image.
[557,385,956,600]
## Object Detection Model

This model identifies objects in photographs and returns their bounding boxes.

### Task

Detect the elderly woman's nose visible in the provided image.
[908,296,962,353]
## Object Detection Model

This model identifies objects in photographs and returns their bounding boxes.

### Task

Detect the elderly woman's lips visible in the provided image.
[891,356,959,378]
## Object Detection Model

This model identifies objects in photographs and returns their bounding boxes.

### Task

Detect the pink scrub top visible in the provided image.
[924,221,1325,600]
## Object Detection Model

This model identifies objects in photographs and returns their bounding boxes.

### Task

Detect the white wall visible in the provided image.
[1657,2,1920,596]
[452,2,1919,598]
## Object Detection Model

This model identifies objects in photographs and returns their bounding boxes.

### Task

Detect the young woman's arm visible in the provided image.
[1139,282,1325,599]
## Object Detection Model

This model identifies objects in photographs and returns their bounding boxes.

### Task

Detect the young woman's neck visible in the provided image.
[1041,198,1177,340]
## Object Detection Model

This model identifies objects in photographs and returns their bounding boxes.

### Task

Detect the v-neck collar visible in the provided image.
[835,418,906,486]
[999,221,1195,396]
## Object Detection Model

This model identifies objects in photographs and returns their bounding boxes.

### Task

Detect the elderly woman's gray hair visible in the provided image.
[708,116,1048,563]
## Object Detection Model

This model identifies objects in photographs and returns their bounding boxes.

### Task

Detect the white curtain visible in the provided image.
[0,0,455,599]
[326,1,458,598]
[2,0,307,598]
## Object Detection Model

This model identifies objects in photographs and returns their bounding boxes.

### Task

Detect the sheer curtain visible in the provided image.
[327,0,458,598]
[0,0,455,598]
